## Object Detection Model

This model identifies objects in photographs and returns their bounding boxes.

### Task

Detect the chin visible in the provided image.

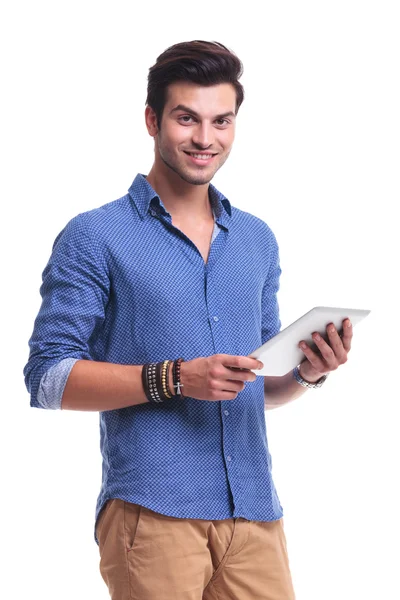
[161,154,216,185]
[180,172,213,186]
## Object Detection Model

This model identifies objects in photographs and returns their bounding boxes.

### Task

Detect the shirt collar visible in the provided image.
[128,173,232,228]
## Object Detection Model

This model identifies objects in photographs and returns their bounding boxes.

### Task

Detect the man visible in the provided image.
[24,40,352,600]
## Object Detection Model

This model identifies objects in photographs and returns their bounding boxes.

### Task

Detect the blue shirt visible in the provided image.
[23,173,283,545]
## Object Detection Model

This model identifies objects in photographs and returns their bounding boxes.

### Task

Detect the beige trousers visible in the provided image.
[96,499,296,600]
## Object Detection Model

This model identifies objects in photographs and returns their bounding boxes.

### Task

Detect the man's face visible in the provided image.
[151,82,237,186]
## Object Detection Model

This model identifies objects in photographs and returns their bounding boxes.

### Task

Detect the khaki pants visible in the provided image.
[96,499,296,600]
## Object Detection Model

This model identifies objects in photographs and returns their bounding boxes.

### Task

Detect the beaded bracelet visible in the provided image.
[155,360,172,402]
[172,358,185,398]
[161,360,173,399]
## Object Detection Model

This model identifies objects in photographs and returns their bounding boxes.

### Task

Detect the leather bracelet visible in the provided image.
[141,363,151,402]
[293,364,329,389]
[142,361,175,403]
[142,363,162,403]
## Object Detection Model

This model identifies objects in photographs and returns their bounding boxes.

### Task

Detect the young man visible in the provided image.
[24,40,352,600]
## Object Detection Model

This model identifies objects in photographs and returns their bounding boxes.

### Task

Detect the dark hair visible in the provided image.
[146,40,244,129]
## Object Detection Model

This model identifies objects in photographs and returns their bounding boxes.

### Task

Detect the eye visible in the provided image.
[178,115,196,124]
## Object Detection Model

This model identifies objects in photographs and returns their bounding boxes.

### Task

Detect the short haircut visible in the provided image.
[146,40,244,129]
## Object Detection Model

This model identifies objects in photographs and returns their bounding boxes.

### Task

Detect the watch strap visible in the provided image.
[293,365,329,389]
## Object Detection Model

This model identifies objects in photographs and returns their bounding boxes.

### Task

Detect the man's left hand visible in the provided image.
[298,318,353,383]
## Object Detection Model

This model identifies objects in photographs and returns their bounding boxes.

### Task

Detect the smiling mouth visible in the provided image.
[184,151,217,161]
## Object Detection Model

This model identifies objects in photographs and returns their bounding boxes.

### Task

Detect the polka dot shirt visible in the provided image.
[23,173,284,545]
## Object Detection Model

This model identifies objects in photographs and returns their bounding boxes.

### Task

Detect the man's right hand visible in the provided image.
[178,354,264,401]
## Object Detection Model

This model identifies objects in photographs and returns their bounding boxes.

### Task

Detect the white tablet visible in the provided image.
[249,306,371,376]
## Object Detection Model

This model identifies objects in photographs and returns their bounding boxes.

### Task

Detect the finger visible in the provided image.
[340,319,353,352]
[222,354,263,371]
[220,378,246,392]
[225,366,257,382]
[220,392,239,401]
[326,323,348,363]
[298,340,325,373]
[210,371,245,394]
[212,390,240,401]
[311,332,338,369]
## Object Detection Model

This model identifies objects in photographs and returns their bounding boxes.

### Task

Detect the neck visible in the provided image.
[146,164,213,221]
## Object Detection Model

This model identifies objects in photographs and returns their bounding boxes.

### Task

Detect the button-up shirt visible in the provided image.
[23,173,283,545]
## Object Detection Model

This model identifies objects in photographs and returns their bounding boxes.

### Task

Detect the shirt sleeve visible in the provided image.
[261,229,282,345]
[37,357,79,410]
[23,213,110,408]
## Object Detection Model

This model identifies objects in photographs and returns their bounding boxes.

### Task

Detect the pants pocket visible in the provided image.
[123,501,143,551]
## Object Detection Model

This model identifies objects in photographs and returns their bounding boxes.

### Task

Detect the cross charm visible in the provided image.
[174,382,184,395]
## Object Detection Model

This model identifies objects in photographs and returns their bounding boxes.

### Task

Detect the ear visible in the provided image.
[145,106,159,137]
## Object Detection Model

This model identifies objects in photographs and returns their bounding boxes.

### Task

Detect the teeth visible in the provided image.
[190,153,213,160]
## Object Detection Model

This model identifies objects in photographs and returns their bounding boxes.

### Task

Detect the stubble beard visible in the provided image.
[157,137,230,186]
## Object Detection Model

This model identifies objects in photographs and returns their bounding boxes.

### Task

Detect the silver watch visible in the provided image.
[293,365,329,389]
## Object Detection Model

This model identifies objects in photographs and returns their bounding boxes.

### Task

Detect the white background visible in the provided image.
[1,1,399,599]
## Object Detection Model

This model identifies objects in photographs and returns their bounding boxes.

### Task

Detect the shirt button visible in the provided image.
[226,456,232,462]
[224,410,229,416]
[213,316,219,322]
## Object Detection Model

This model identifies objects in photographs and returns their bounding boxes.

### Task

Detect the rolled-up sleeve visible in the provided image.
[37,357,79,410]
[23,213,110,408]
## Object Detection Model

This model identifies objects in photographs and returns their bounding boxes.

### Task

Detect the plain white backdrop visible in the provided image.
[1,1,399,599]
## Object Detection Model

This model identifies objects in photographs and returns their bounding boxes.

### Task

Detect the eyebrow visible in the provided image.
[169,104,236,120]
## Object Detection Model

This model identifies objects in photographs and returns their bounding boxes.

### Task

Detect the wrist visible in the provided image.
[298,362,324,383]
[294,363,329,389]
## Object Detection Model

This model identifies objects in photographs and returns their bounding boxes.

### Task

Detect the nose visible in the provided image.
[192,122,214,148]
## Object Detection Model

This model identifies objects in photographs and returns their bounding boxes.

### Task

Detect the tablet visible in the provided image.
[249,306,371,376]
